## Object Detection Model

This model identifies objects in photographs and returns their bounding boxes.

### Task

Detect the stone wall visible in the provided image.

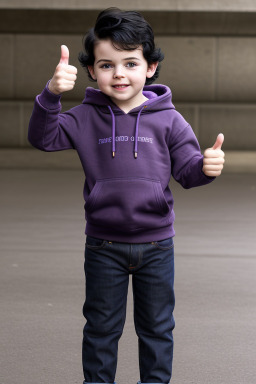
[1,3,256,170]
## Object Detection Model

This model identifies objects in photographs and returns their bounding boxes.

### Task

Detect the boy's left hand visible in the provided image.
[202,133,225,177]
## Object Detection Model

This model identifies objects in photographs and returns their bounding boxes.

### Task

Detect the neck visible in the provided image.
[113,95,148,114]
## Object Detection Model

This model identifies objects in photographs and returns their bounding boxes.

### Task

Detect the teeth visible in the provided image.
[114,85,127,88]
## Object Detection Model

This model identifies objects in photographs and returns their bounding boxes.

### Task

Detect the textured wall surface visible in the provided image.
[0,4,256,169]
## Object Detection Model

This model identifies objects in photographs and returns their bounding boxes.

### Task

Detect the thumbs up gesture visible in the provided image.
[202,133,225,177]
[48,45,77,95]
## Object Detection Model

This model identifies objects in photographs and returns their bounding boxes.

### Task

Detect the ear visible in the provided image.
[146,62,158,79]
[87,65,97,80]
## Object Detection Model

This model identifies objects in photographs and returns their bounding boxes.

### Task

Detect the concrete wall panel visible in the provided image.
[0,103,20,147]
[3,10,256,36]
[23,102,36,147]
[199,105,256,150]
[179,12,256,35]
[0,10,98,34]
[0,148,81,169]
[174,105,197,133]
[157,37,216,101]
[0,35,14,99]
[15,34,90,100]
[217,38,256,102]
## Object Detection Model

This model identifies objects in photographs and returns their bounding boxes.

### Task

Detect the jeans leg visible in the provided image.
[133,238,175,384]
[82,237,129,383]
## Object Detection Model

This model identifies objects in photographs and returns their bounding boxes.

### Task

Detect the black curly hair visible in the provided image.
[78,8,164,85]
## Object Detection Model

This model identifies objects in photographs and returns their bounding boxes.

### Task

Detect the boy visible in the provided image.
[28,8,225,384]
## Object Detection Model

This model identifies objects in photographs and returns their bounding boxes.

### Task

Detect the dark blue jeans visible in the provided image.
[82,236,175,384]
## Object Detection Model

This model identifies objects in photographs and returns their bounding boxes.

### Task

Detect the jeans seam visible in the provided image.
[128,246,143,270]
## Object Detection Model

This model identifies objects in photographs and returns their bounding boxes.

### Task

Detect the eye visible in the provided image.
[100,63,112,69]
[126,62,137,68]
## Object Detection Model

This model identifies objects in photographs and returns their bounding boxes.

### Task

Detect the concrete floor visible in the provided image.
[0,170,256,384]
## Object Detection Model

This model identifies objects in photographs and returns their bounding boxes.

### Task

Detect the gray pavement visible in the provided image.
[0,170,256,384]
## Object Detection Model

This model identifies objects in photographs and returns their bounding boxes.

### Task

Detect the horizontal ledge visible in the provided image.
[0,149,255,173]
[2,101,256,109]
[0,100,256,109]
[3,10,256,36]
[1,1,256,12]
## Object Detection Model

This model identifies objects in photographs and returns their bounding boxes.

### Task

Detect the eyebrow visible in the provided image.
[96,57,141,64]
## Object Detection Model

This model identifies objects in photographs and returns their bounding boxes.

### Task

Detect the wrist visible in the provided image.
[48,80,61,95]
[38,81,62,110]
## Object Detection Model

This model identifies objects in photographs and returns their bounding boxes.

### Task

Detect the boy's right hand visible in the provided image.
[48,45,77,95]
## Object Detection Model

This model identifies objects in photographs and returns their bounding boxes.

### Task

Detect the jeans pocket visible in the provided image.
[151,237,174,250]
[86,236,107,250]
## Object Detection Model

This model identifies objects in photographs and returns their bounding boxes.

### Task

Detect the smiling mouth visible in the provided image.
[112,84,130,89]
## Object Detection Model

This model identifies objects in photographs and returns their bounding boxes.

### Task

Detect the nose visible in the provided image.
[113,65,125,79]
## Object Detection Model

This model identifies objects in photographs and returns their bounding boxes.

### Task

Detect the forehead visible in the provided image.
[94,39,144,60]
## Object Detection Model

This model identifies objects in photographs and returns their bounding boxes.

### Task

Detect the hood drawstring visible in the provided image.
[108,105,147,159]
[134,106,146,158]
[108,106,116,158]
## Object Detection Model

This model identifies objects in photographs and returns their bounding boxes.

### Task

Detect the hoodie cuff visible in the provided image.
[37,80,62,110]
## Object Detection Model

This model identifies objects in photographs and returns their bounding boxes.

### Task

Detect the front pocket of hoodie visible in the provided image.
[85,178,171,231]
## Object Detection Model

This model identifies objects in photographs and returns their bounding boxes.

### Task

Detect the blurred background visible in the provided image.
[0,2,256,384]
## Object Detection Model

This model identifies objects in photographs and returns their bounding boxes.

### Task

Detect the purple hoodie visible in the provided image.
[28,83,214,243]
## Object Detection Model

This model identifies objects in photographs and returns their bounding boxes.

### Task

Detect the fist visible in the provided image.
[48,45,78,95]
[203,133,225,177]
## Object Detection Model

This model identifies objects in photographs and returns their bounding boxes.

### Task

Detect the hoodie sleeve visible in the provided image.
[28,82,78,151]
[168,112,215,189]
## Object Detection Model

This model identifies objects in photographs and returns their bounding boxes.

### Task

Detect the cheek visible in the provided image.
[131,71,147,85]
[133,67,148,79]
[97,73,111,88]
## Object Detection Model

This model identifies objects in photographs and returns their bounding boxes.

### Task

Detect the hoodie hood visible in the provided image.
[82,84,175,158]
[82,84,175,113]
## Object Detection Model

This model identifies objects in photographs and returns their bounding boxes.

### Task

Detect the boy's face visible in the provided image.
[88,39,158,112]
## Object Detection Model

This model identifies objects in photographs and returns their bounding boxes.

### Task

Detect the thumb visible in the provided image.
[59,45,69,65]
[212,133,224,150]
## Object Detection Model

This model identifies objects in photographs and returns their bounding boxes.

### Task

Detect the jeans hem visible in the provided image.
[137,382,170,384]
[83,382,117,384]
